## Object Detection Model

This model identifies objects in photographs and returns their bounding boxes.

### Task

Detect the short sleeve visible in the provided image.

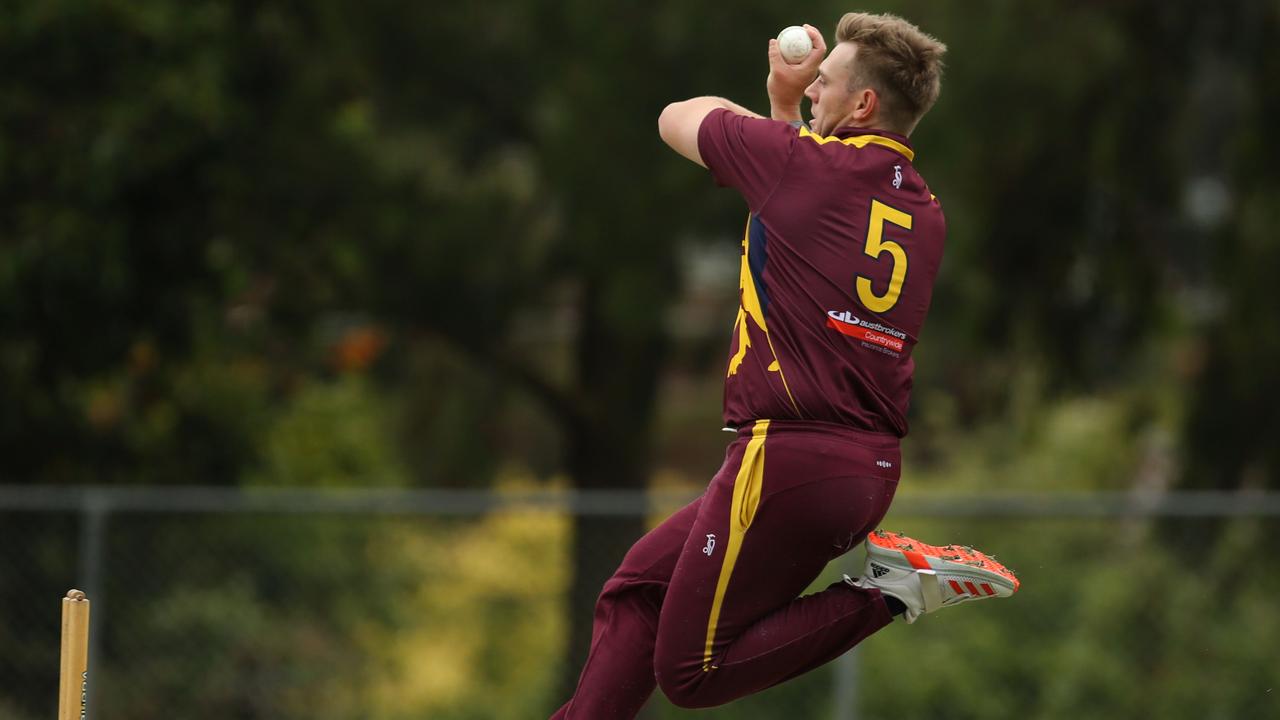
[696,108,797,212]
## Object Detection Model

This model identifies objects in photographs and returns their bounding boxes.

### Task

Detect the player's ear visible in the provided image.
[853,88,878,122]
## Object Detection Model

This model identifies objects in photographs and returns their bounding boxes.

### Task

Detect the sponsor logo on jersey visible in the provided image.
[825,310,908,353]
[703,534,717,556]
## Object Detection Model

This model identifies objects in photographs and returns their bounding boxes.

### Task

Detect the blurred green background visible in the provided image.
[2,0,1278,717]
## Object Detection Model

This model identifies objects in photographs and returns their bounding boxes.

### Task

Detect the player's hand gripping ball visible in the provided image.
[777,26,813,64]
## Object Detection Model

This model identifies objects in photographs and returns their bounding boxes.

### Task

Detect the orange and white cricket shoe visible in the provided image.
[847,530,1020,624]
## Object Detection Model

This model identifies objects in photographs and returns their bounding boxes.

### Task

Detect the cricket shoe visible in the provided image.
[847,530,1020,624]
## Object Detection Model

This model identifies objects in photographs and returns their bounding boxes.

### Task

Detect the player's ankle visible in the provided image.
[882,594,907,617]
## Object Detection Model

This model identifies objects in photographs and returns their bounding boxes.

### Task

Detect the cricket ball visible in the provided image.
[777,26,813,64]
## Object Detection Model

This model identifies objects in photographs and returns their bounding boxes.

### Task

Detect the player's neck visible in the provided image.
[835,114,909,139]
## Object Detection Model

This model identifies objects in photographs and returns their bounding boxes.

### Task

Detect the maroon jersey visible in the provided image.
[697,108,946,437]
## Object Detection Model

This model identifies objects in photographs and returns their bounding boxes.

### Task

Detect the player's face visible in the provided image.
[805,42,859,136]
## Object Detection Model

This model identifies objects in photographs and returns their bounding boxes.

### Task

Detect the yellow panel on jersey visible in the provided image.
[726,216,800,412]
[727,220,766,377]
[702,419,770,671]
[797,125,915,162]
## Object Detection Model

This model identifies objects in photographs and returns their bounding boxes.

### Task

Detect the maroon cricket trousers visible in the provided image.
[551,419,900,718]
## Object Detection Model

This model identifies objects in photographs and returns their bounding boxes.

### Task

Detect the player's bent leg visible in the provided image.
[657,575,890,709]
[552,499,702,720]
[653,421,902,709]
[549,578,662,720]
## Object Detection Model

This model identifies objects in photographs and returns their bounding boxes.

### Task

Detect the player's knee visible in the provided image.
[596,574,648,611]
[656,672,716,709]
[653,651,718,709]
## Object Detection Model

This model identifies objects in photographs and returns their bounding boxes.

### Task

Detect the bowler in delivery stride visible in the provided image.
[552,12,1020,718]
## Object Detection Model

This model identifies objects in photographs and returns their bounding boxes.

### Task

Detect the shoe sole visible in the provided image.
[867,530,1020,598]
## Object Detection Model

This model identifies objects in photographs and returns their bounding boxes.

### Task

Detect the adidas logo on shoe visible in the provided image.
[870,562,891,579]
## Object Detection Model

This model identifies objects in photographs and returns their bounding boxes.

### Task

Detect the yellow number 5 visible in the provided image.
[856,200,912,313]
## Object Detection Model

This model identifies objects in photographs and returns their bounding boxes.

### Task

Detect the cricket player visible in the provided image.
[551,13,1018,718]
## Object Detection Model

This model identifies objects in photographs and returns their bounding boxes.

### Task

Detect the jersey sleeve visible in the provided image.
[697,108,797,212]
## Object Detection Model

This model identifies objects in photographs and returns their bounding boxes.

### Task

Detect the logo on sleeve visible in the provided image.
[892,165,903,189]
[703,534,717,556]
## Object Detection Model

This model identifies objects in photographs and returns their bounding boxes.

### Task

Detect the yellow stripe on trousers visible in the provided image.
[702,419,770,671]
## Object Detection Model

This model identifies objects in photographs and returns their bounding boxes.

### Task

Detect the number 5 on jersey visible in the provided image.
[856,200,912,313]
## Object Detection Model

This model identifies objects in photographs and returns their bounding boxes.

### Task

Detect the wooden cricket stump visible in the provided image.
[58,589,91,720]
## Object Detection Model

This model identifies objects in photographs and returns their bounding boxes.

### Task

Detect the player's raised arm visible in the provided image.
[767,24,826,123]
[658,97,762,167]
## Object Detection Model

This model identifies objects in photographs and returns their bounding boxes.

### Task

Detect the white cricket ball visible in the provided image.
[777,26,813,64]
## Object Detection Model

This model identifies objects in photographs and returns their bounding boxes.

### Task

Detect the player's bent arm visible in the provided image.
[658,97,762,167]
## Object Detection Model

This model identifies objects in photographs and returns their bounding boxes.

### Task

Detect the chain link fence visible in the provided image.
[2,486,1278,719]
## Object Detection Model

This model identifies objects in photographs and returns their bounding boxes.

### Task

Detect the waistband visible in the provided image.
[725,419,901,450]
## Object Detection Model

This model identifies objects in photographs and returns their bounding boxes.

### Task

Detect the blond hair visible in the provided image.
[835,12,947,134]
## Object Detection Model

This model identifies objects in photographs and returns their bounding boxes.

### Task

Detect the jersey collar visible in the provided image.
[798,125,915,162]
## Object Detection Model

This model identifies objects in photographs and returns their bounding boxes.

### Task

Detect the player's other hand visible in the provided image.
[767,24,826,110]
